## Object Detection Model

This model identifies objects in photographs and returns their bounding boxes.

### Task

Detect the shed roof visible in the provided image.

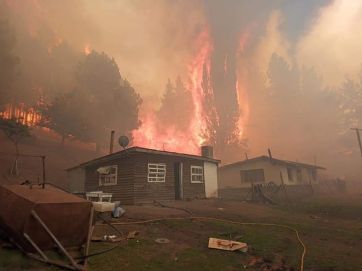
[67,146,220,171]
[219,155,325,170]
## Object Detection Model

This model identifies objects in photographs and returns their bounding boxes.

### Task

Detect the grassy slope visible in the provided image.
[0,127,98,188]
[1,195,361,271]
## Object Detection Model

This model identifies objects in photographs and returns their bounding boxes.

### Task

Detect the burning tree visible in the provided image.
[74,51,142,151]
[157,77,193,131]
[0,118,31,175]
[40,51,142,150]
[39,91,87,145]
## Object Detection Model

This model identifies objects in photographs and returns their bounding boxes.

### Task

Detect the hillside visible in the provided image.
[0,127,100,189]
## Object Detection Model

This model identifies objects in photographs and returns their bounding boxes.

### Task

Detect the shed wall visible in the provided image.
[219,159,317,189]
[83,152,210,204]
[132,153,206,204]
[219,160,289,188]
[204,161,218,198]
[68,168,85,193]
[84,153,136,204]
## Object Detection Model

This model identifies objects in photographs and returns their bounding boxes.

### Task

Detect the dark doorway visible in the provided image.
[174,162,183,200]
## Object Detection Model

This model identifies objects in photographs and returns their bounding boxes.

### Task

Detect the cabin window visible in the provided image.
[148,163,166,182]
[98,165,117,186]
[191,166,204,183]
[240,169,265,183]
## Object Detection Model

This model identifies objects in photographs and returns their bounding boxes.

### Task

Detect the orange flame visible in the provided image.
[47,36,63,54]
[235,31,251,141]
[84,44,91,55]
[132,30,212,154]
[0,103,41,126]
[235,80,250,140]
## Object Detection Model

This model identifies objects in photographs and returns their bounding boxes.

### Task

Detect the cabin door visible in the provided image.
[174,162,183,200]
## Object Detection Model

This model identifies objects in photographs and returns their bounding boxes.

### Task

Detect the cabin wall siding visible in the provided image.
[132,153,206,204]
[84,153,136,204]
[182,159,205,200]
[83,152,213,204]
[68,168,85,193]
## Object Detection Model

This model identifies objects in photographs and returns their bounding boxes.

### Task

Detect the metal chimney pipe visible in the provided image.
[201,146,213,158]
[268,148,272,160]
[109,130,115,154]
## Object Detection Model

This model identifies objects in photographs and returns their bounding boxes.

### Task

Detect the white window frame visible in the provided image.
[148,163,166,183]
[191,165,204,183]
[98,165,118,186]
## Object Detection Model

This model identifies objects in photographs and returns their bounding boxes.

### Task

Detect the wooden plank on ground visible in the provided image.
[208,238,247,252]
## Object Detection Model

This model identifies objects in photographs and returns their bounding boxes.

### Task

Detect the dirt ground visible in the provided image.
[1,195,361,271]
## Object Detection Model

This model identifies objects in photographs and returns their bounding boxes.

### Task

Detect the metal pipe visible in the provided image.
[31,210,82,270]
[41,156,46,189]
[351,128,362,158]
[109,130,115,154]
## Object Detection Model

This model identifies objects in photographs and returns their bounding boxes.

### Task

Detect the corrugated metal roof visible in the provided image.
[67,146,220,171]
[219,155,325,170]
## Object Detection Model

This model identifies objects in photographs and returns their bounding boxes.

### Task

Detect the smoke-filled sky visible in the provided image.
[5,0,362,92]
[3,0,362,179]
[4,0,346,97]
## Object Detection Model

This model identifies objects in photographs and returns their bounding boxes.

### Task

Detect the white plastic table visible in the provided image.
[86,191,113,202]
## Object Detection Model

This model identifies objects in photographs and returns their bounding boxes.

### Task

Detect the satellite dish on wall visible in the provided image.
[118,135,129,149]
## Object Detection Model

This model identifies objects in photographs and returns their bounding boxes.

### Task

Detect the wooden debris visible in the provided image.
[127,231,139,239]
[208,237,248,252]
[155,238,170,244]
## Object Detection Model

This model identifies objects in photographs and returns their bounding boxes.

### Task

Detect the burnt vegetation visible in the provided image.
[0,14,142,151]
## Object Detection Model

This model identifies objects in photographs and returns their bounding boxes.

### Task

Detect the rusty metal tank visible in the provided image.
[0,184,92,252]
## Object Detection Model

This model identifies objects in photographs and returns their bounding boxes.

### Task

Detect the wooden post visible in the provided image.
[109,130,115,154]
[84,206,94,266]
[279,171,289,203]
[351,128,362,158]
[41,156,46,189]
[308,170,314,195]
[268,148,272,160]
[250,174,255,201]
[31,210,82,270]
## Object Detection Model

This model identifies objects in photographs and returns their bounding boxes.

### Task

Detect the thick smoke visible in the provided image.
[2,0,362,180]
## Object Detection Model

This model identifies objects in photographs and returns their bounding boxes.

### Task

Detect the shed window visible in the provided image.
[98,165,117,186]
[191,166,204,183]
[240,169,265,183]
[148,163,166,182]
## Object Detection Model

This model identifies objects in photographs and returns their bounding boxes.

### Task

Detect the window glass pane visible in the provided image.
[191,166,203,182]
[148,163,166,182]
[99,165,117,185]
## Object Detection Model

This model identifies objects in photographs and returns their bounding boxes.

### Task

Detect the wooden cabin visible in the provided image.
[67,146,219,204]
